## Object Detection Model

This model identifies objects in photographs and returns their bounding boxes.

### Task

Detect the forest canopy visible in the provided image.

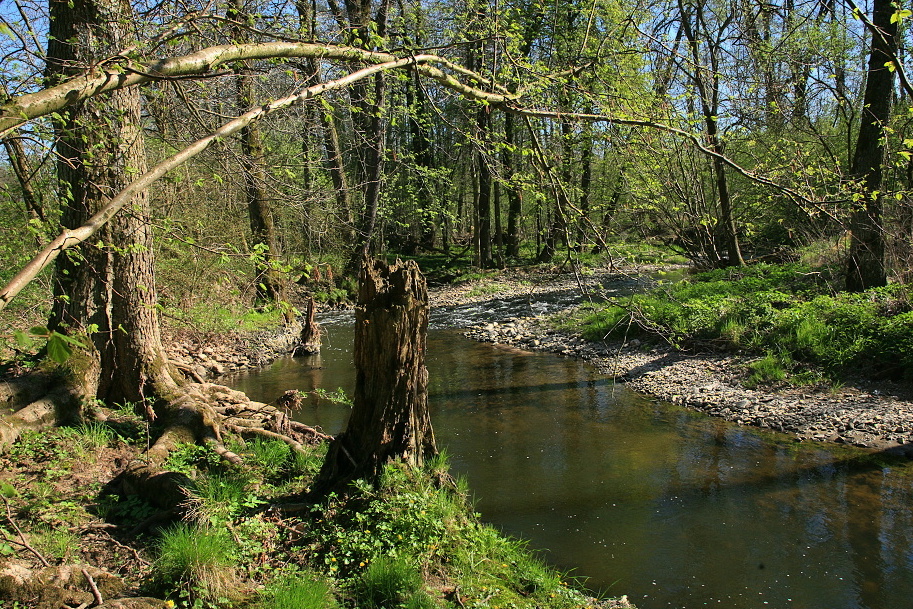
[0,0,907,293]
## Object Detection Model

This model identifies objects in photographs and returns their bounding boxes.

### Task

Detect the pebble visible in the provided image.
[455,277,913,454]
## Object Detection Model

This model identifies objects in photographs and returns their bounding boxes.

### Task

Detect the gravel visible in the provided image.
[439,268,913,455]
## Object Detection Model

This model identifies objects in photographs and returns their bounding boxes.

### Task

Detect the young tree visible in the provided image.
[230,0,284,303]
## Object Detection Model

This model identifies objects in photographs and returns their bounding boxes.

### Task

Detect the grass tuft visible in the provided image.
[153,522,238,603]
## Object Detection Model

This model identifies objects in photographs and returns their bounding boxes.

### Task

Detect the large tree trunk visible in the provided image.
[316,257,436,490]
[46,0,178,406]
[845,0,897,291]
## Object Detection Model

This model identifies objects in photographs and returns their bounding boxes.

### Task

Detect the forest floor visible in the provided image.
[429,264,913,456]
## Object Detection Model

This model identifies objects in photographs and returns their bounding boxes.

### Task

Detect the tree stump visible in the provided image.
[293,297,322,355]
[315,257,436,490]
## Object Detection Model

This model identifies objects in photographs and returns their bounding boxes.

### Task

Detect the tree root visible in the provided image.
[1,370,331,519]
[0,374,52,410]
[225,423,309,454]
[0,383,83,451]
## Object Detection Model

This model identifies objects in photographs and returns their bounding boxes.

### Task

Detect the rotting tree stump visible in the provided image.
[293,297,322,355]
[315,256,436,490]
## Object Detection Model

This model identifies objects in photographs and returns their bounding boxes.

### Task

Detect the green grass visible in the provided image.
[352,555,433,609]
[578,262,913,383]
[257,574,339,609]
[153,522,238,604]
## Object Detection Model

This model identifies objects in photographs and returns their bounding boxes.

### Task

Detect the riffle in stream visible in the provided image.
[227,298,913,609]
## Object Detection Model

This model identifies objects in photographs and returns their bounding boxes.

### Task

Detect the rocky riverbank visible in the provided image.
[444,267,913,455]
[164,323,303,380]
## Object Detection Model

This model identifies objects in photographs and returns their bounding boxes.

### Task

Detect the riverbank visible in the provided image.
[433,265,913,455]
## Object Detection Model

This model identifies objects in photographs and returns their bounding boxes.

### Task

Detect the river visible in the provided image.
[226,305,913,609]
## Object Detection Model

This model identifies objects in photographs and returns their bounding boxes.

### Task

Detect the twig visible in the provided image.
[99,529,150,566]
[1,495,49,566]
[81,567,104,606]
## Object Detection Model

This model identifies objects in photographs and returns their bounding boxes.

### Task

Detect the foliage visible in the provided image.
[579,262,913,383]
[297,457,595,609]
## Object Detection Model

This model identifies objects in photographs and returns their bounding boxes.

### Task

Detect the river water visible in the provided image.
[227,304,913,609]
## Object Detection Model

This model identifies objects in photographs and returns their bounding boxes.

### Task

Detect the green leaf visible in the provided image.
[891,9,912,23]
[13,330,31,348]
[46,335,74,364]
[29,326,49,336]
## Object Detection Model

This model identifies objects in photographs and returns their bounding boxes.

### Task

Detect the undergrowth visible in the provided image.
[577,262,913,384]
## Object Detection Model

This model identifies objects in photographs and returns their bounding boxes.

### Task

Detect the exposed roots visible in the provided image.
[1,373,332,515]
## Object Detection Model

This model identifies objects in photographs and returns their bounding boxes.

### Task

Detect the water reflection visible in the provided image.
[226,325,913,609]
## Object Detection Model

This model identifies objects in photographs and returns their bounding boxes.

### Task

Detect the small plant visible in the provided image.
[746,352,790,387]
[163,442,220,475]
[74,421,117,452]
[352,555,431,609]
[182,473,257,526]
[245,438,292,473]
[258,574,339,609]
[311,387,352,406]
[154,522,238,604]
[33,524,80,561]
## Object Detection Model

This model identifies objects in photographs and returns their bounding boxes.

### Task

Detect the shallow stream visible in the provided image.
[227,300,913,609]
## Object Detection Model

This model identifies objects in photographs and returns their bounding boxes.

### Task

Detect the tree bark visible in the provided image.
[475,108,493,268]
[294,297,322,355]
[845,0,897,291]
[45,0,177,406]
[316,256,436,490]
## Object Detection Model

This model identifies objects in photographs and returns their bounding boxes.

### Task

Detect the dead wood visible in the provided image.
[316,256,436,491]
[293,297,322,355]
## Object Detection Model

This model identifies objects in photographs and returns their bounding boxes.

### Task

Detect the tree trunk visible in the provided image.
[316,257,436,490]
[503,113,523,258]
[2,133,45,225]
[293,297,322,355]
[475,108,493,268]
[45,0,177,406]
[318,96,356,243]
[232,0,283,304]
[845,0,897,291]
